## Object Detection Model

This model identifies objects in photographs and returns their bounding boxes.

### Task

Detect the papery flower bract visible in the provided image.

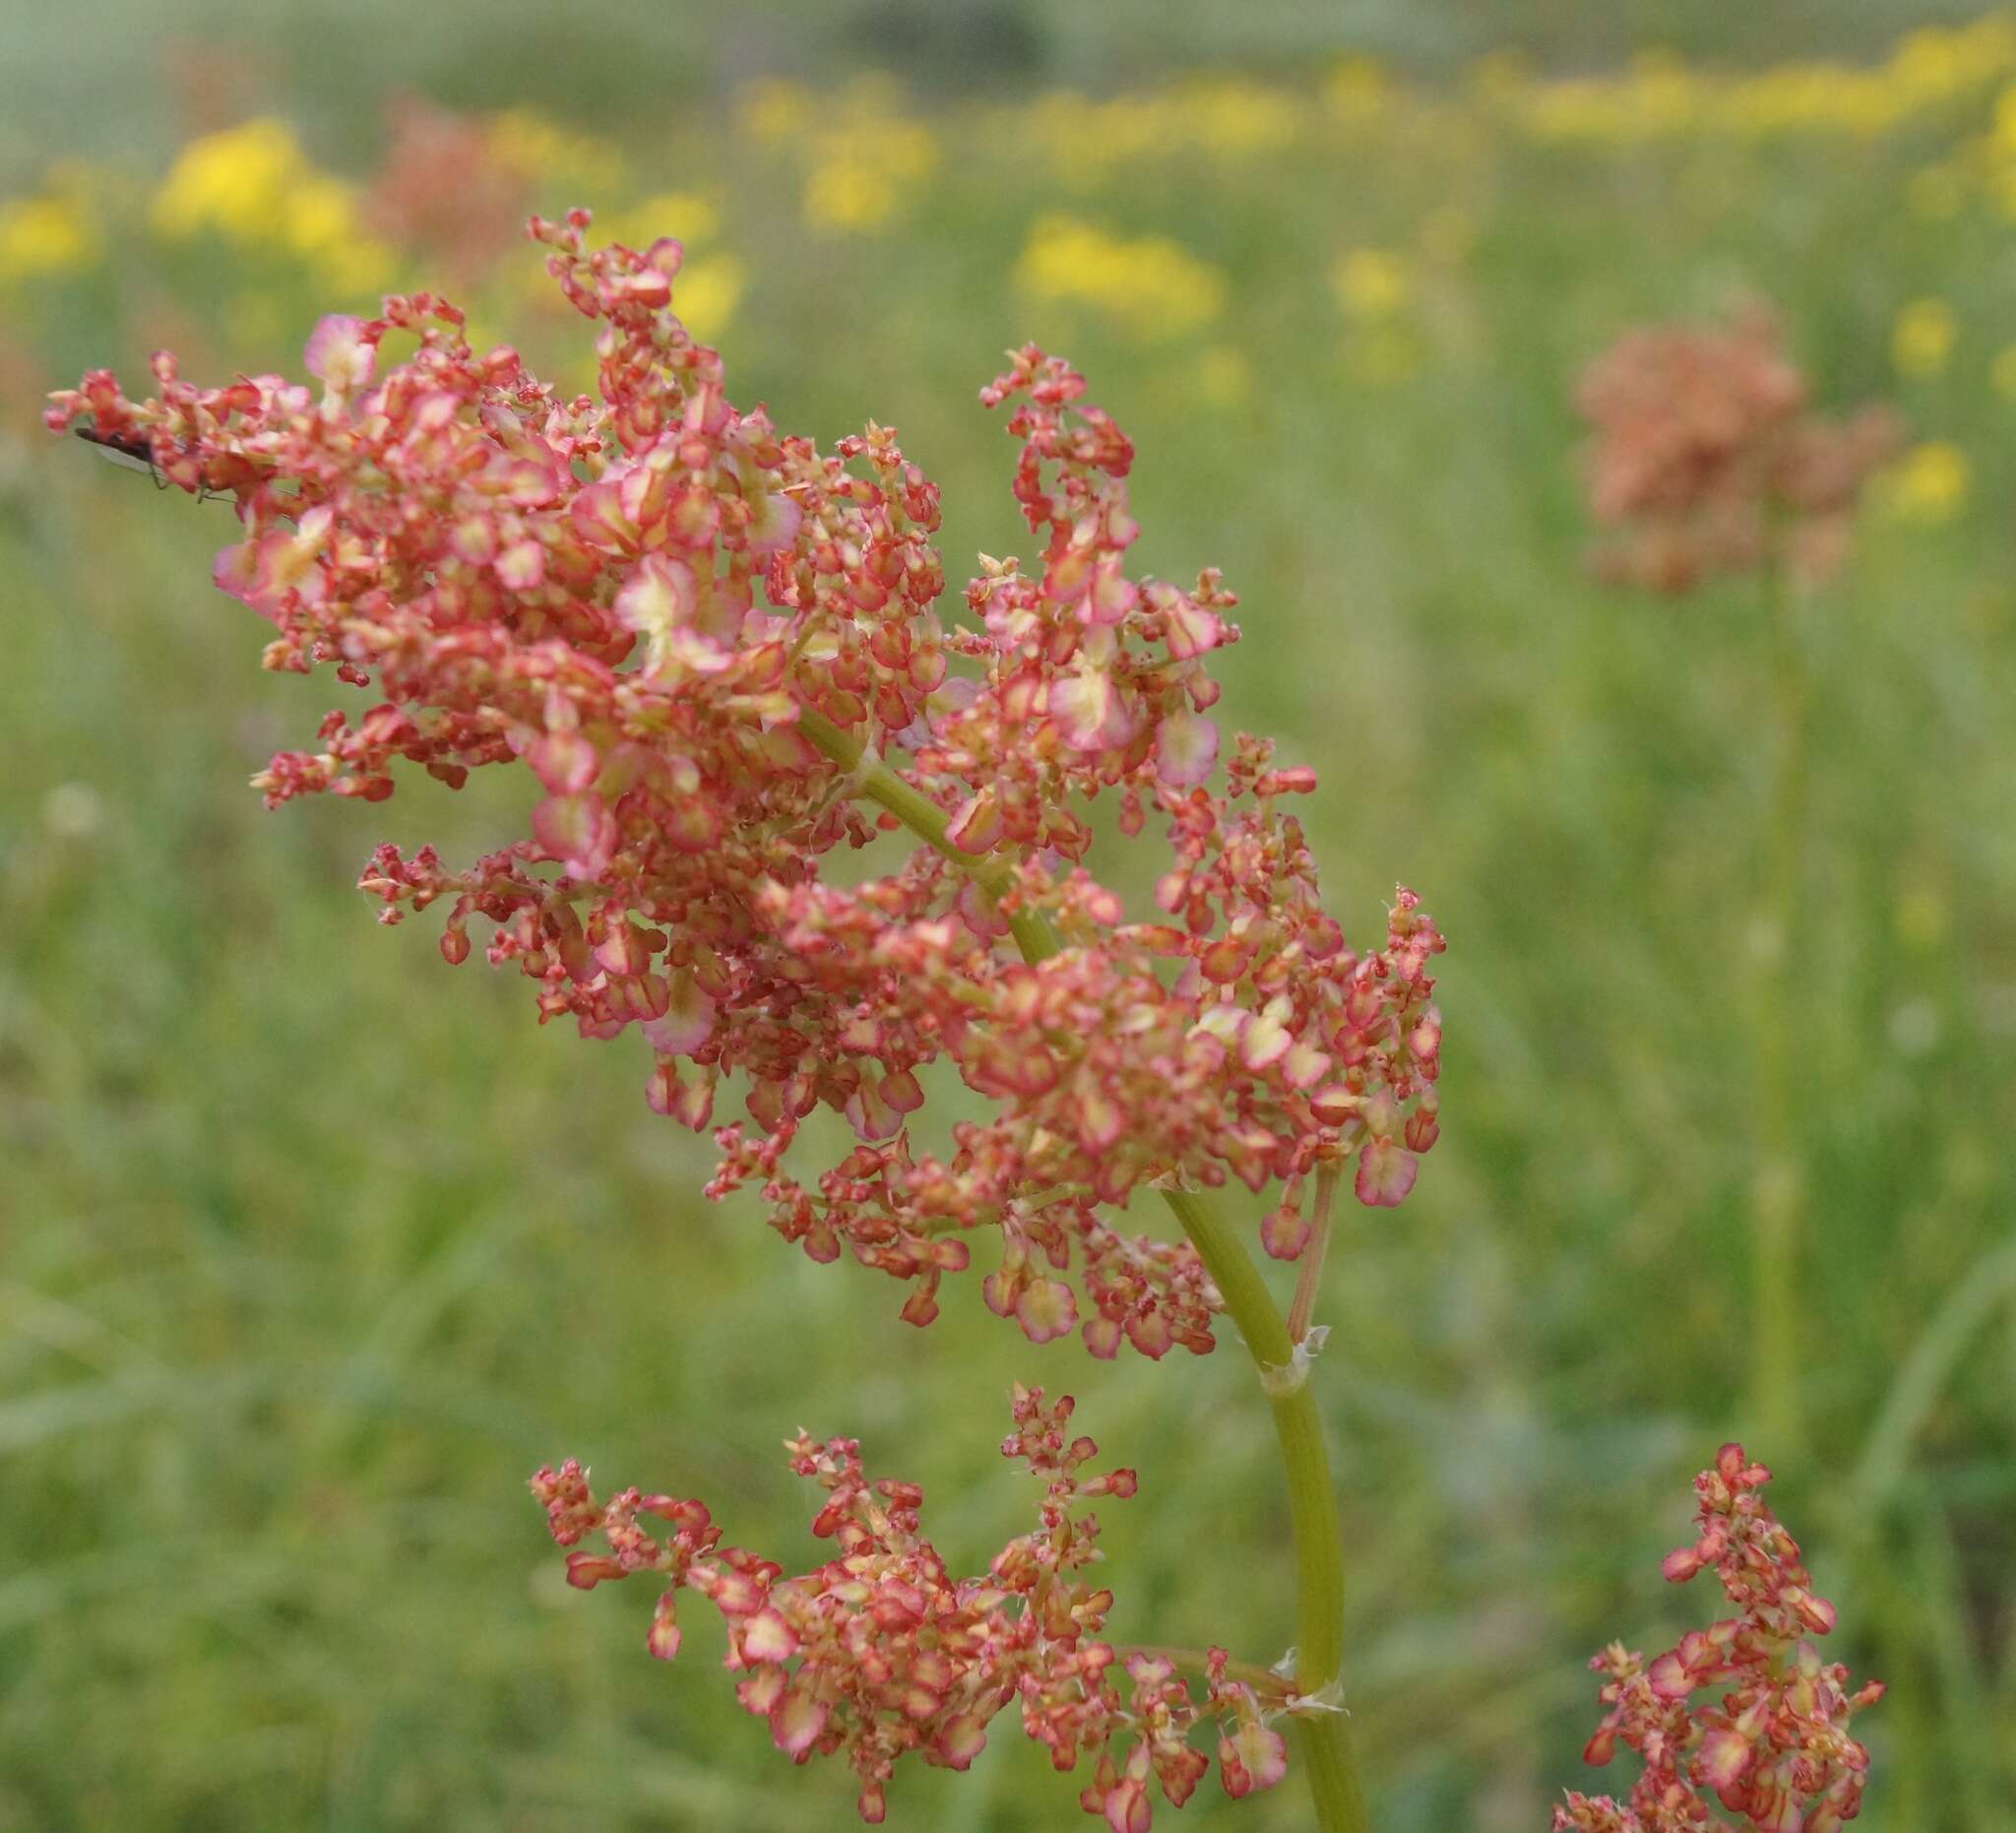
[533,1388,1292,1826]
[302,313,376,401]
[47,207,1442,1364]
[1553,1444,1883,1833]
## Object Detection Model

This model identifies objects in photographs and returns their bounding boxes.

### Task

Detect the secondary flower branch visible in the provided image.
[803,706,1369,1828]
[533,1385,1297,1826]
[1554,1446,1883,1832]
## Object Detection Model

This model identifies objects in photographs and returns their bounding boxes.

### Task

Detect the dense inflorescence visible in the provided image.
[1553,1445,1883,1833]
[532,1386,1292,1827]
[1574,305,1899,593]
[47,208,1442,1360]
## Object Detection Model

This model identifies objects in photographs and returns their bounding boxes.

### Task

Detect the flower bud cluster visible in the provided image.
[1554,1444,1883,1833]
[1574,305,1899,592]
[532,1385,1288,1827]
[46,209,1441,1353]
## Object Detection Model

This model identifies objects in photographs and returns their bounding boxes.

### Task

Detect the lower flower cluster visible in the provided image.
[1554,1445,1883,1833]
[532,1385,1291,1827]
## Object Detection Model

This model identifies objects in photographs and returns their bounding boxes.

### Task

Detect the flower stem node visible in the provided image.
[1285,1677,1349,1719]
[1257,1325,1329,1399]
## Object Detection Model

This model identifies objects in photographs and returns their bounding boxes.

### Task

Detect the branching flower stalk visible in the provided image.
[800,709,1370,1825]
[51,210,1439,1830]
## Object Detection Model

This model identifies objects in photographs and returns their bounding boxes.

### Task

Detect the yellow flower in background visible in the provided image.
[1892,18,2016,107]
[1882,441,1971,524]
[488,108,625,197]
[1891,298,1957,378]
[737,78,815,146]
[804,160,902,233]
[151,117,391,294]
[1991,344,2016,400]
[1014,215,1226,341]
[800,85,938,234]
[1625,49,1699,133]
[1179,77,1302,157]
[671,254,746,345]
[1512,16,2016,145]
[285,172,391,292]
[152,119,302,242]
[603,191,722,250]
[1014,77,1304,186]
[0,165,102,281]
[1520,62,1685,145]
[1018,91,1169,189]
[1321,56,1391,127]
[1332,248,1412,320]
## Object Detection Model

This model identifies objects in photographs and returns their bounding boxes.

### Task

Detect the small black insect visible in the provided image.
[73,423,231,502]
[75,422,168,484]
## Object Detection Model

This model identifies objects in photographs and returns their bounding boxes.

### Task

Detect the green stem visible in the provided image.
[797,710,1059,962]
[1752,564,1807,1454]
[1163,1188,1368,1829]
[1287,1167,1341,1346]
[796,708,1370,1832]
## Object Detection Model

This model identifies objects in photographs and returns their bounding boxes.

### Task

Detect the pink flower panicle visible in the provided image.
[1574,304,1899,592]
[531,1386,1290,1827]
[1553,1444,1884,1833]
[46,208,1442,1356]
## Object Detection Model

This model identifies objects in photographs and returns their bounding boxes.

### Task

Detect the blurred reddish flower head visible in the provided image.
[1574,304,1900,592]
[362,97,535,280]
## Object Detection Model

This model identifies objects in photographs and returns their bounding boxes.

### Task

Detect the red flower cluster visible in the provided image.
[1574,306,1899,592]
[532,1385,1291,1827]
[1554,1444,1883,1833]
[46,209,1442,1357]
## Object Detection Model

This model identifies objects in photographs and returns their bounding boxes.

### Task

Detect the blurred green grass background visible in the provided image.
[3,4,2014,1828]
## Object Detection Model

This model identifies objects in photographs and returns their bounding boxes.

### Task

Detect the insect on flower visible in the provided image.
[73,421,235,502]
[74,421,168,482]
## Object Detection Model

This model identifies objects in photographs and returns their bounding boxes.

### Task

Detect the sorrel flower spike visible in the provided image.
[52,209,1444,1828]
[1554,1445,1883,1833]
[532,1386,1292,1827]
[46,209,1444,1358]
